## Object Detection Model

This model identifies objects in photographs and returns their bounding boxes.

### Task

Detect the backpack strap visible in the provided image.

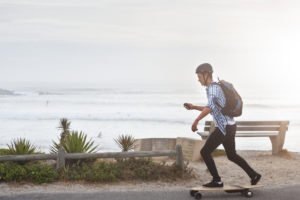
[209,82,223,109]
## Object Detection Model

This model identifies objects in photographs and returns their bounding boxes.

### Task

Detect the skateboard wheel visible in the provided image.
[242,190,253,198]
[190,190,197,197]
[194,192,202,200]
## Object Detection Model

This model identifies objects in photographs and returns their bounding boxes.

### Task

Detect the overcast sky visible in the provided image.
[0,0,299,91]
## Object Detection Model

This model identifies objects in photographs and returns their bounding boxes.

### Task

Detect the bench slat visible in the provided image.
[236,133,278,137]
[204,126,286,132]
[199,132,278,137]
[205,121,289,126]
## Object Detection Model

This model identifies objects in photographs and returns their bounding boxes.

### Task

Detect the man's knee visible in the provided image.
[200,148,212,158]
[200,148,206,157]
[226,153,238,162]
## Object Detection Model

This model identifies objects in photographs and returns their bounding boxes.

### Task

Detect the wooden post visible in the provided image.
[56,147,66,170]
[175,144,184,170]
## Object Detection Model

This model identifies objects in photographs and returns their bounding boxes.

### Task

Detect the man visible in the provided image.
[184,63,261,187]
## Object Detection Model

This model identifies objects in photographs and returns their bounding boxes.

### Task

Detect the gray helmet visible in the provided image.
[195,63,213,74]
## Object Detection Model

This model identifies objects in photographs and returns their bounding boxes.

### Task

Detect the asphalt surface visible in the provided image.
[1,184,300,200]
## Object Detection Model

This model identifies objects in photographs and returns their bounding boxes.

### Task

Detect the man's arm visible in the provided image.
[195,106,211,121]
[183,103,206,111]
[191,106,211,132]
[192,105,206,111]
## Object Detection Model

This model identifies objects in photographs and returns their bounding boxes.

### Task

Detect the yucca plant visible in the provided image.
[50,119,99,165]
[58,118,71,144]
[63,131,98,166]
[51,118,71,154]
[50,140,61,154]
[114,134,135,152]
[63,131,98,153]
[6,138,38,165]
[7,138,37,155]
[51,130,98,154]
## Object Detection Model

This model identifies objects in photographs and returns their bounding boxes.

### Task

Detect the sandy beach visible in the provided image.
[0,150,299,195]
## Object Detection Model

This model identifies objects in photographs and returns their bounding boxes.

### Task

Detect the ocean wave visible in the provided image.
[38,91,64,96]
[72,117,190,125]
[245,103,300,109]
[0,89,15,96]
[15,87,196,96]
[3,116,190,125]
[245,103,274,108]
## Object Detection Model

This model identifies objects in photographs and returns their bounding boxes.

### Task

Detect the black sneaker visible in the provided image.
[203,180,224,188]
[251,173,262,185]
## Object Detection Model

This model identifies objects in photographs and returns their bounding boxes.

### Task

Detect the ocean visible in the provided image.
[0,83,299,153]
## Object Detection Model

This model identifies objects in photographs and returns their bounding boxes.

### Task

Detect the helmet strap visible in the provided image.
[203,72,211,86]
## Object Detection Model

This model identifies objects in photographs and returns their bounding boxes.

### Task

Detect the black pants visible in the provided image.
[200,124,256,181]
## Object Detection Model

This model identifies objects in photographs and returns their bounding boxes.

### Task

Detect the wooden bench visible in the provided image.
[198,121,289,155]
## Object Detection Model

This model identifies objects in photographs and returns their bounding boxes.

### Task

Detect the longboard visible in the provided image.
[190,184,263,199]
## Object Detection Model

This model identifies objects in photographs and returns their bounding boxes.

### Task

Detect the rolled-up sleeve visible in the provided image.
[206,94,216,110]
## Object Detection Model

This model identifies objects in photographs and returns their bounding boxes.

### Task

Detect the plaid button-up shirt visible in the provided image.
[206,82,235,135]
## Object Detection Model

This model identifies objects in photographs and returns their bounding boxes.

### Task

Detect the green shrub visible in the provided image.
[0,157,193,184]
[85,162,119,182]
[25,163,59,184]
[62,163,87,181]
[60,158,194,183]
[115,158,154,180]
[115,158,194,181]
[0,162,27,182]
[0,148,9,155]
[62,162,119,182]
[0,162,58,183]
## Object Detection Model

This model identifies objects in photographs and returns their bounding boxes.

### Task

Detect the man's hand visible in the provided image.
[191,120,199,132]
[183,103,194,110]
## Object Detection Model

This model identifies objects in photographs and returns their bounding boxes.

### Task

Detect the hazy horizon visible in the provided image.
[1,0,300,98]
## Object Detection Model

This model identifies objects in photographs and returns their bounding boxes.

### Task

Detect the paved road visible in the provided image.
[1,184,300,200]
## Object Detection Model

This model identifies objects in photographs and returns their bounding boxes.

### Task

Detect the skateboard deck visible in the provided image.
[190,184,263,199]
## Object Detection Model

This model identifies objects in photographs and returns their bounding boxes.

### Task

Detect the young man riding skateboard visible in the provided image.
[184,63,261,187]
